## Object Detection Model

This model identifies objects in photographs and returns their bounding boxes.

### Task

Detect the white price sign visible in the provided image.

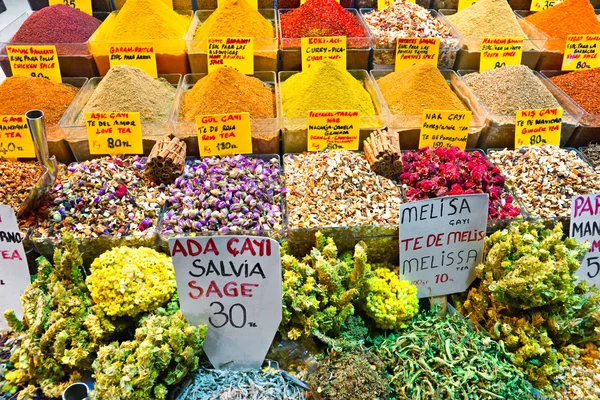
[571,194,600,287]
[0,206,31,330]
[399,194,489,298]
[169,236,282,370]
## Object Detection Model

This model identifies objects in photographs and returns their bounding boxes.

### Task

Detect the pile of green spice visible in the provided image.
[550,68,600,126]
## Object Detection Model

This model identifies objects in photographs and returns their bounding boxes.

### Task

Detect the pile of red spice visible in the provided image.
[550,69,600,125]
[280,0,366,41]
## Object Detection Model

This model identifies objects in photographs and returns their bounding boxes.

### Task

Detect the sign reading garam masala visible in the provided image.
[419,110,472,150]
[6,45,62,83]
[399,194,488,298]
[108,42,158,78]
[0,206,33,330]
[480,37,523,72]
[395,38,440,71]
[571,194,600,288]
[0,116,35,158]
[307,110,360,151]
[530,0,561,11]
[85,112,143,155]
[301,36,346,70]
[514,107,562,148]
[196,112,252,157]
[169,236,282,370]
[562,35,600,71]
[48,0,93,15]
[207,38,254,75]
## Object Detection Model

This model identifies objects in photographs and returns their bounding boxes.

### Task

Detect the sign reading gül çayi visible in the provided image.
[479,37,523,72]
[514,107,562,148]
[109,42,157,78]
[307,110,360,151]
[0,115,35,158]
[169,236,282,370]
[419,110,472,150]
[301,37,346,70]
[562,35,600,71]
[196,113,253,157]
[399,194,489,298]
[208,38,254,75]
[0,206,32,330]
[571,194,600,288]
[85,112,143,155]
[49,0,93,15]
[395,38,439,71]
[6,45,62,83]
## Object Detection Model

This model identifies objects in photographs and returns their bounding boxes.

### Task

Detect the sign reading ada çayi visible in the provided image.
[571,194,600,288]
[400,194,489,298]
[169,236,282,370]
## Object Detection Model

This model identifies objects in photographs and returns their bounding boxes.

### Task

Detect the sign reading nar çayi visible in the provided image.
[399,194,489,298]
[0,206,32,330]
[169,236,282,370]
[571,194,600,288]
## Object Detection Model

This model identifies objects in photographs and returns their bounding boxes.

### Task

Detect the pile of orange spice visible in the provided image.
[550,68,600,125]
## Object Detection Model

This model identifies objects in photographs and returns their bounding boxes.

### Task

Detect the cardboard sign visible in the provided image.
[307,110,360,151]
[169,236,282,370]
[6,45,62,83]
[395,38,440,71]
[108,42,158,78]
[571,194,600,288]
[207,38,254,75]
[419,110,471,150]
[514,107,562,148]
[0,206,32,330]
[48,0,93,15]
[301,37,346,70]
[458,0,480,11]
[530,0,562,11]
[562,35,600,71]
[85,112,143,155]
[196,113,252,157]
[480,37,523,72]
[0,116,35,158]
[399,194,489,298]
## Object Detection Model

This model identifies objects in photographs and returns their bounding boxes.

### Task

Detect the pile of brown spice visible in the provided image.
[0,160,43,210]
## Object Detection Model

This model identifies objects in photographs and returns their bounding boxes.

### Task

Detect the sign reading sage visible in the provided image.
[571,194,600,287]
[169,236,282,370]
[399,194,489,298]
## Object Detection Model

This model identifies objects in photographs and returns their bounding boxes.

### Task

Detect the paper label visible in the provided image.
[169,236,282,370]
[307,110,360,151]
[400,194,489,298]
[48,0,93,15]
[377,0,414,8]
[562,35,600,71]
[6,45,62,83]
[480,37,523,72]
[571,194,600,288]
[108,42,157,78]
[419,110,472,150]
[0,206,32,330]
[514,107,562,147]
[301,37,346,70]
[218,0,257,8]
[395,38,440,71]
[530,0,562,11]
[0,116,35,158]
[458,0,480,11]
[207,38,254,75]
[85,112,143,155]
[196,113,252,157]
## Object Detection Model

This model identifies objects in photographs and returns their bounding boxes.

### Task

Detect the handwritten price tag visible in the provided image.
[571,194,600,288]
[301,36,346,70]
[196,113,252,157]
[562,35,600,71]
[419,110,471,150]
[0,116,35,158]
[49,0,93,15]
[307,110,360,151]
[458,0,480,11]
[480,37,523,72]
[85,112,143,155]
[109,42,157,78]
[399,194,488,298]
[514,107,562,148]
[169,236,282,370]
[207,38,254,75]
[395,38,439,71]
[6,45,62,83]
[530,0,562,11]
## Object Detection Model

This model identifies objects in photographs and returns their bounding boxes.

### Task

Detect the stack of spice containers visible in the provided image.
[186,0,278,73]
[89,0,193,75]
[0,5,103,78]
[278,0,372,70]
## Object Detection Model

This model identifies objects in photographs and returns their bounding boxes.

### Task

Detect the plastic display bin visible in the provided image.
[457,69,583,149]
[171,72,280,156]
[279,69,385,153]
[440,9,547,70]
[371,69,487,149]
[186,9,278,74]
[278,8,372,71]
[59,74,181,162]
[361,9,460,70]
[88,10,193,76]
[27,0,112,11]
[0,12,108,78]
